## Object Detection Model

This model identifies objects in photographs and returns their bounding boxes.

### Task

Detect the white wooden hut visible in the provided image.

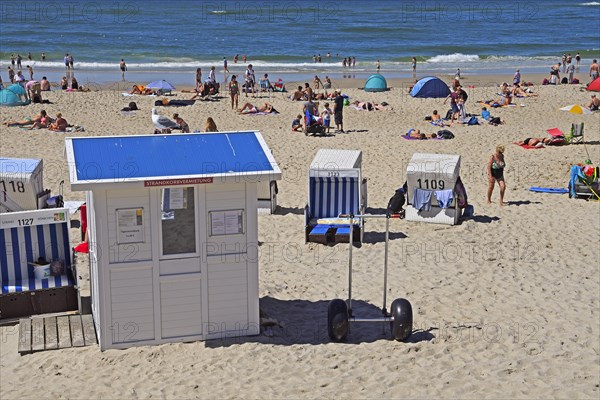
[65,131,280,350]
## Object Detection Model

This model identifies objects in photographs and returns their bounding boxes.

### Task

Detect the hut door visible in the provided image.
[158,186,203,338]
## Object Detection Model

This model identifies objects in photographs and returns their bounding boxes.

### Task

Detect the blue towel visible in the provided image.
[435,189,454,208]
[569,166,581,197]
[413,188,432,211]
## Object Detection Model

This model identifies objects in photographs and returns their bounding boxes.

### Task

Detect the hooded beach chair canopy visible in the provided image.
[364,74,387,92]
[410,76,451,98]
[0,83,30,106]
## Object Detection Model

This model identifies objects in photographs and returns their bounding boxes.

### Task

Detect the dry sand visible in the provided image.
[1,76,599,399]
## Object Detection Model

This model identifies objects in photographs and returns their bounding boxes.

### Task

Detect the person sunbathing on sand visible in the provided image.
[352,101,389,111]
[407,128,436,140]
[512,84,538,97]
[129,84,153,95]
[48,113,68,131]
[238,102,274,114]
[513,137,552,147]
[4,110,48,126]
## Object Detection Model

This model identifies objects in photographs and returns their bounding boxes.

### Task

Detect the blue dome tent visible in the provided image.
[410,77,451,98]
[0,83,30,106]
[364,74,387,92]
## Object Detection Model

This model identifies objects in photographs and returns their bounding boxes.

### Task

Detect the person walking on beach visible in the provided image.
[487,145,506,205]
[223,57,229,73]
[228,75,240,110]
[513,69,521,85]
[10,54,15,67]
[412,57,417,72]
[566,62,575,84]
[195,68,202,91]
[16,54,22,70]
[26,65,33,80]
[244,64,255,97]
[120,59,127,80]
[68,54,74,70]
[64,54,70,70]
[590,59,599,83]
[234,54,239,63]
[376,59,381,72]
[575,52,581,68]
[41,52,45,61]
[7,66,15,83]
[333,90,344,133]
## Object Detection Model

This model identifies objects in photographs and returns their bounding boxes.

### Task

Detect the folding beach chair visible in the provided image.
[568,123,584,144]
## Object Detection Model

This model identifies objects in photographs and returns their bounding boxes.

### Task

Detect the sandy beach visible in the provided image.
[1,75,599,399]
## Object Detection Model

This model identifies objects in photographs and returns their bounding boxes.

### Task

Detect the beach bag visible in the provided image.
[387,186,406,213]
[561,77,568,84]
[467,116,479,125]
[572,78,580,84]
[445,109,453,119]
[437,129,455,139]
[542,78,549,85]
[490,117,502,125]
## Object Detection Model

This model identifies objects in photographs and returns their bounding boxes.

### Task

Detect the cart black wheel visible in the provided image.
[328,299,349,342]
[390,298,413,342]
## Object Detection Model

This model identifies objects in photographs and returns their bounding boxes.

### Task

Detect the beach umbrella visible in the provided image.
[146,80,176,91]
[560,104,592,115]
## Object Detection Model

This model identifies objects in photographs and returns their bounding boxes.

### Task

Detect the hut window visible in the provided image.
[161,187,196,255]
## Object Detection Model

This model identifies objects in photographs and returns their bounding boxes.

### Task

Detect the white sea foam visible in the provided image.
[579,2,600,5]
[427,53,480,63]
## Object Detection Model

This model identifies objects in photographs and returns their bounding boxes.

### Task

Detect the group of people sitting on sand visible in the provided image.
[3,110,69,131]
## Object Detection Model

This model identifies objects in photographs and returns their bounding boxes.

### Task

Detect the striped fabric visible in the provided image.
[309,177,359,219]
[0,222,74,294]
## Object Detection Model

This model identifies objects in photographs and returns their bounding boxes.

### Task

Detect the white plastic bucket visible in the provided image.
[33,264,51,279]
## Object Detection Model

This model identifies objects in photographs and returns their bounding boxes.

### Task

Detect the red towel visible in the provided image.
[74,242,89,253]
[515,143,543,149]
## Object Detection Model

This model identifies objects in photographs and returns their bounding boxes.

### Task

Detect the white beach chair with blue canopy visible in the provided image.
[305,149,367,244]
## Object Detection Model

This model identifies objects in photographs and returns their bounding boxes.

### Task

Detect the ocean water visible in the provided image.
[1,0,599,83]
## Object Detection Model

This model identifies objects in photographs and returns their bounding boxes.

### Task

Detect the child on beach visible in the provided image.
[321,103,333,133]
[172,113,189,133]
[204,117,218,132]
[291,114,303,132]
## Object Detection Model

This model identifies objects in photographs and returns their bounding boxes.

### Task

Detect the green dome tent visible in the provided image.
[364,74,387,92]
[0,84,30,106]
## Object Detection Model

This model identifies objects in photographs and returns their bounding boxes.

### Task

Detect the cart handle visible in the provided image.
[338,213,402,219]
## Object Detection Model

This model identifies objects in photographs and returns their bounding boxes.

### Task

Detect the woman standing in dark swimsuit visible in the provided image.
[487,144,507,205]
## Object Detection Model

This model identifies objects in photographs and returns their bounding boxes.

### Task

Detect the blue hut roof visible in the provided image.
[66,131,281,189]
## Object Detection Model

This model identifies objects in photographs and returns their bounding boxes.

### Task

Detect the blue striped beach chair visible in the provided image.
[305,149,367,244]
[0,208,78,319]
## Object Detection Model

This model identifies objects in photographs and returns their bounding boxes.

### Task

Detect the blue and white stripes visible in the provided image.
[309,177,359,219]
[0,222,73,294]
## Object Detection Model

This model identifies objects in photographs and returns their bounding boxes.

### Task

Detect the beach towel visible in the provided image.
[515,143,543,149]
[529,187,569,194]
